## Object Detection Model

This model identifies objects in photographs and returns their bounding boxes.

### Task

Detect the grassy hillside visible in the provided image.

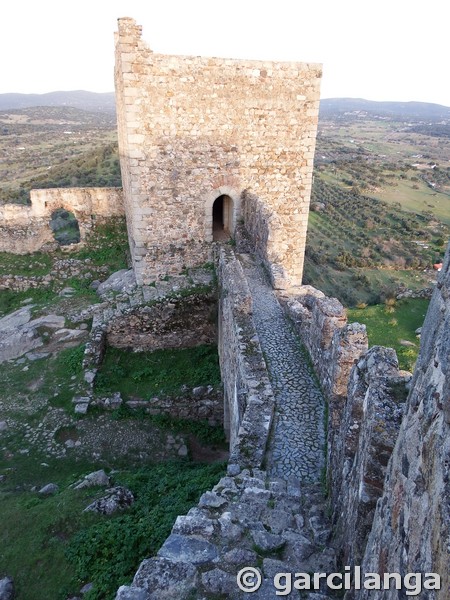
[0,106,119,204]
[304,178,445,306]
[307,104,450,305]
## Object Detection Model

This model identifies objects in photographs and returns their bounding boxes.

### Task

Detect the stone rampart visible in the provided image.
[0,187,124,253]
[217,247,275,467]
[284,285,414,575]
[331,347,408,572]
[358,246,450,599]
[114,17,321,288]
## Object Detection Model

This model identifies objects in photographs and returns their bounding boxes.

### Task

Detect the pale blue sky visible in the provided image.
[2,0,449,106]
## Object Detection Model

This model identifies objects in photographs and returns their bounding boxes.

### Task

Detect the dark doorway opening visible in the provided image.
[212,195,232,242]
[50,209,81,246]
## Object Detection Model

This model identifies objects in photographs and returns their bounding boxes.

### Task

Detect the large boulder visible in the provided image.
[96,270,136,299]
[73,469,110,489]
[0,307,66,363]
[84,486,134,515]
[38,483,59,496]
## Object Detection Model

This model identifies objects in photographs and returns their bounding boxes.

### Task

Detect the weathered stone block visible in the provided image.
[157,534,218,565]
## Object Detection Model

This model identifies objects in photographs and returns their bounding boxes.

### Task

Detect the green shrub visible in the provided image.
[66,462,225,599]
[60,345,85,375]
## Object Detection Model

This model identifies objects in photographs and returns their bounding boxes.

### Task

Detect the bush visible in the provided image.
[66,462,226,599]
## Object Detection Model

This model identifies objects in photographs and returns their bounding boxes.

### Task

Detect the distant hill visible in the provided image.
[2,92,450,123]
[319,98,450,122]
[0,105,116,127]
[0,90,115,113]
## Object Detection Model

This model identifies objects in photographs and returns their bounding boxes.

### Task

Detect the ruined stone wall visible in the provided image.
[331,347,408,572]
[114,17,321,287]
[122,387,223,426]
[217,247,275,467]
[358,248,450,599]
[0,188,124,253]
[75,274,218,408]
[105,292,217,351]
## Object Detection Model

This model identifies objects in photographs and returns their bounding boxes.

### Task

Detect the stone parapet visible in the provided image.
[283,286,368,467]
[217,247,275,468]
[358,244,450,599]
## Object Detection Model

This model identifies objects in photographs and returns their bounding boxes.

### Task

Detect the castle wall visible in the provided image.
[0,187,124,253]
[114,17,321,287]
[217,247,275,466]
[358,248,450,599]
[284,287,409,571]
[331,347,408,571]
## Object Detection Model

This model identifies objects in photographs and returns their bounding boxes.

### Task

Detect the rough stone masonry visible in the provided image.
[114,17,322,288]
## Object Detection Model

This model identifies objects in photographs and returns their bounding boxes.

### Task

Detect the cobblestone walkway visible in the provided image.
[240,255,325,482]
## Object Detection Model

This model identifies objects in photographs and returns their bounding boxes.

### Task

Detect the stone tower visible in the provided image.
[114,17,321,288]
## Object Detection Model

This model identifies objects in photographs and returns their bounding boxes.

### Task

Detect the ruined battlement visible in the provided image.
[0,187,124,253]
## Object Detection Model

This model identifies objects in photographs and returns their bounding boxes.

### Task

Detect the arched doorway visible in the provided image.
[50,208,81,245]
[212,195,233,241]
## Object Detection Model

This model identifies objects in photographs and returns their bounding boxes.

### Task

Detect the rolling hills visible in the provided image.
[0,90,115,112]
[1,93,449,306]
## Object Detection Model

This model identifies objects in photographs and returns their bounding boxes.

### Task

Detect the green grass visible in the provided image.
[0,286,58,318]
[95,344,221,399]
[72,217,129,274]
[67,461,225,600]
[348,298,430,371]
[0,460,225,600]
[370,177,450,226]
[0,252,53,277]
[0,457,108,600]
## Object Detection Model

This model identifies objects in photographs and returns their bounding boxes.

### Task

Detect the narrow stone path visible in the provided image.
[239,254,325,482]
